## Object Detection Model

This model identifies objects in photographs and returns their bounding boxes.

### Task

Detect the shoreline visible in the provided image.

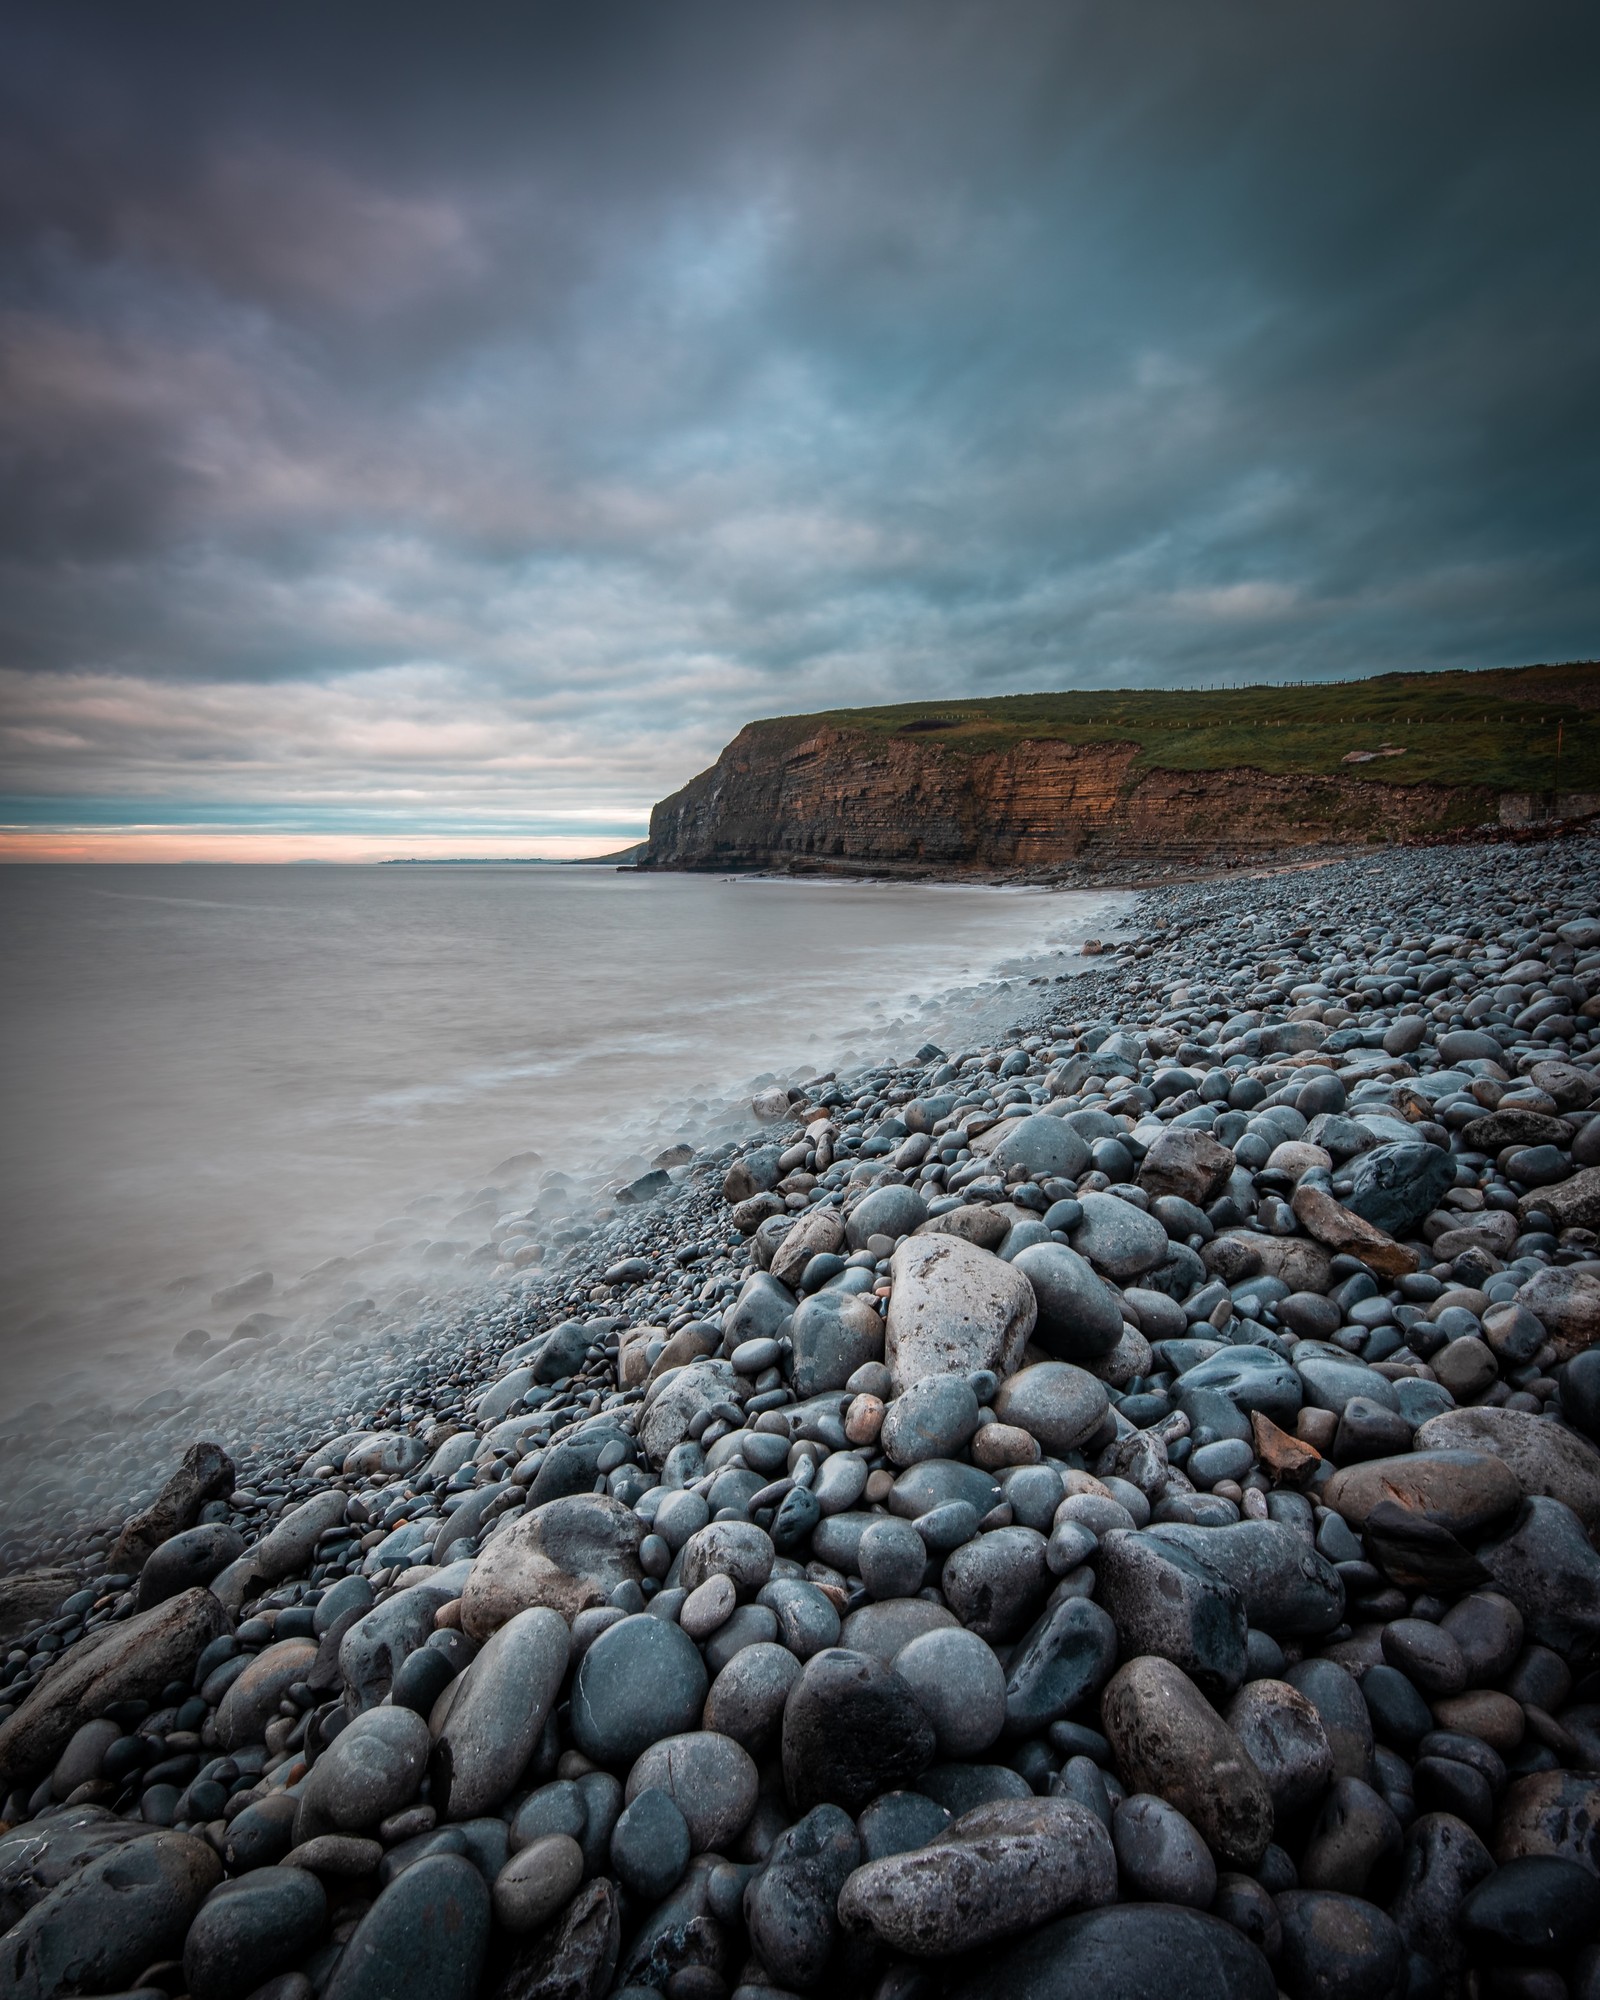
[2,828,1599,1996]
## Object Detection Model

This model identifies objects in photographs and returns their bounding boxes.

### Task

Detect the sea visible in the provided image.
[0,864,1122,1422]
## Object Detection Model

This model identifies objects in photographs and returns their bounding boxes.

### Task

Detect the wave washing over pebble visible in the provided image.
[2,835,1600,2000]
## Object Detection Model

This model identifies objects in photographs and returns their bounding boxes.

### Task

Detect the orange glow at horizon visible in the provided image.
[0,828,639,864]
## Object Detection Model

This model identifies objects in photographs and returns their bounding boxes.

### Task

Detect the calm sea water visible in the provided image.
[0,865,1118,1412]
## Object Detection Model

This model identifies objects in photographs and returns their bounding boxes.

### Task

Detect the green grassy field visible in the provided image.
[750,661,1599,793]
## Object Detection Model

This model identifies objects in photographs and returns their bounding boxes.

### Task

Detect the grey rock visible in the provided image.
[1274,1890,1405,2000]
[109,1440,236,1574]
[184,1867,327,2000]
[0,1829,221,2000]
[492,1833,585,1933]
[948,1904,1275,2000]
[1417,1406,1600,1532]
[1477,1494,1600,1654]
[1095,1530,1247,1699]
[837,1795,1116,1956]
[992,1362,1110,1454]
[744,1803,860,1988]
[0,1587,228,1790]
[858,1516,932,1599]
[296,1706,431,1841]
[880,1372,980,1466]
[885,1235,1037,1392]
[846,1184,929,1249]
[1178,1347,1302,1429]
[460,1494,643,1638]
[639,1359,740,1462]
[322,1853,489,2000]
[1225,1678,1335,1817]
[1389,1810,1494,1977]
[840,1597,960,1661]
[340,1584,453,1710]
[1342,1143,1456,1238]
[678,1520,775,1598]
[888,1458,1004,1521]
[1100,1654,1274,1868]
[1110,1794,1217,1907]
[609,1790,690,1903]
[1298,1775,1402,1896]
[1010,1244,1125,1363]
[892,1628,1007,1758]
[1069,1194,1171,1280]
[1146,1520,1344,1637]
[789,1292,885,1396]
[215,1635,319,1751]
[757,1578,841,1660]
[703,1642,801,1750]
[1003,1596,1119,1738]
[570,1614,708,1767]
[135,1522,244,1609]
[1283,1658,1375,1785]
[432,1607,568,1820]
[941,1525,1051,1642]
[985,1114,1092,1183]
[625,1730,758,1851]
[485,1876,619,2000]
[858,1790,953,1861]
[782,1647,936,1814]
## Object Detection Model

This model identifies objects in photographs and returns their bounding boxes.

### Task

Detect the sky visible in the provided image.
[1,1,1596,860]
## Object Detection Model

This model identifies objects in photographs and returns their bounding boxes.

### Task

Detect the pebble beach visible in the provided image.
[5,829,1600,2000]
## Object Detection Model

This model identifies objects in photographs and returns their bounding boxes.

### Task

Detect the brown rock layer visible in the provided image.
[640,724,1500,873]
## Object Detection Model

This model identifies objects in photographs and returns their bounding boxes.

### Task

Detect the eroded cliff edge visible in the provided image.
[638,723,1505,877]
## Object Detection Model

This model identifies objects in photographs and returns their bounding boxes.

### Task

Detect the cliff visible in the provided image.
[639,664,1599,877]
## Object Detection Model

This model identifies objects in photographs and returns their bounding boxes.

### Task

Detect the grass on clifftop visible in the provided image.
[750,661,1600,794]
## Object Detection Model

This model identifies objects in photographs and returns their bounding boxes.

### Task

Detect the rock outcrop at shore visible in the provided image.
[4,832,1600,1998]
[640,721,1502,875]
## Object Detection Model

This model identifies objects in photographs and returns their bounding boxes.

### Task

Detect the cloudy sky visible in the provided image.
[2,1,1596,858]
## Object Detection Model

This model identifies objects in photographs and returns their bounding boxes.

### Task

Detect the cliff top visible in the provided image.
[735,659,1599,793]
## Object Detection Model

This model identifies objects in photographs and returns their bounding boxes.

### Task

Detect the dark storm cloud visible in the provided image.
[1,0,1596,834]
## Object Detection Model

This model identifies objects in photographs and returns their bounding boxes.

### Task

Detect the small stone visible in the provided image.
[1225,1679,1335,1818]
[431,1607,569,1821]
[1461,1853,1600,1959]
[940,1526,1051,1642]
[992,1362,1110,1454]
[1298,1776,1403,1895]
[295,1706,431,1841]
[680,1574,737,1640]
[183,1868,328,2000]
[1381,1618,1466,1697]
[1069,1194,1171,1280]
[1110,1794,1216,1907]
[702,1642,801,1750]
[491,1834,585,1936]
[459,1494,643,1638]
[1274,1890,1405,2000]
[744,1803,861,1989]
[857,1517,931,1599]
[880,1373,981,1466]
[610,1790,691,1902]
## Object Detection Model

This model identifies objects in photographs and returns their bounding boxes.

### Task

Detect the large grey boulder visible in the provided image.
[885,1235,1036,1392]
[460,1493,643,1638]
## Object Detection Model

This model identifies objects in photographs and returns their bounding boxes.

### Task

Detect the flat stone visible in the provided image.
[0,1587,229,1790]
[1290,1184,1418,1277]
[214,1489,350,1605]
[837,1796,1116,1956]
[639,1359,741,1461]
[1322,1450,1522,1540]
[948,1904,1275,2000]
[432,1607,568,1820]
[570,1615,708,1768]
[885,1236,1037,1392]
[839,1598,959,1662]
[460,1494,643,1638]
[1523,1164,1600,1234]
[322,1852,490,2000]
[980,1114,1091,1182]
[0,1829,222,2000]
[888,1458,1004,1522]
[846,1184,929,1249]
[339,1583,455,1711]
[678,1520,775,1598]
[1068,1194,1170,1280]
[1417,1407,1600,1532]
[1461,1853,1600,1959]
[881,1373,981,1466]
[1100,1654,1273,1868]
[214,1634,318,1751]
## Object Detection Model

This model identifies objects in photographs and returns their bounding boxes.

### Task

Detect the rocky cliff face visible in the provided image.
[640,722,1499,875]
